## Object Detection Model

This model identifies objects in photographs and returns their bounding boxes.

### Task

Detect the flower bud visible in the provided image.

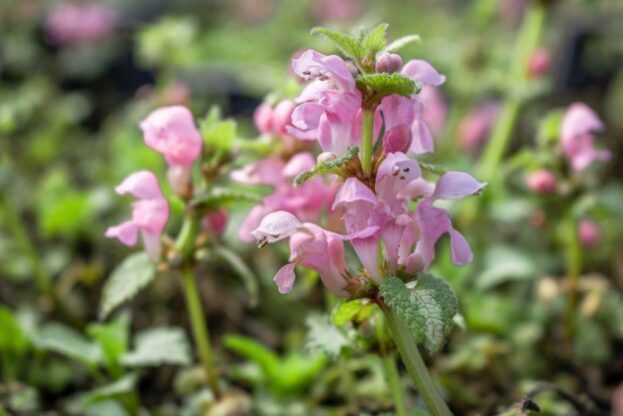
[578,219,600,248]
[528,48,551,77]
[272,100,295,134]
[203,209,229,236]
[525,169,557,194]
[253,102,273,134]
[383,124,412,154]
[375,53,403,74]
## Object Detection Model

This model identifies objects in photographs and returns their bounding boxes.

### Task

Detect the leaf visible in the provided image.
[332,299,376,327]
[121,327,191,367]
[356,73,419,99]
[87,314,130,377]
[379,275,458,353]
[362,23,389,55]
[75,373,137,407]
[191,187,259,212]
[382,34,421,53]
[99,253,155,320]
[477,246,536,290]
[310,27,364,61]
[0,306,31,354]
[305,315,349,359]
[419,162,448,176]
[214,246,258,307]
[224,334,281,376]
[35,323,101,366]
[294,146,359,186]
[199,107,236,151]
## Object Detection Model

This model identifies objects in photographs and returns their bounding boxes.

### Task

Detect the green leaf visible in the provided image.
[35,323,101,366]
[362,23,389,55]
[356,73,419,99]
[74,373,137,407]
[382,34,421,53]
[199,107,236,151]
[121,327,191,367]
[191,188,259,212]
[332,299,376,327]
[294,146,359,186]
[310,27,364,61]
[419,162,448,176]
[379,275,458,353]
[87,314,130,377]
[224,334,281,376]
[0,306,31,354]
[214,246,258,307]
[477,246,536,290]
[99,252,155,320]
[305,315,349,359]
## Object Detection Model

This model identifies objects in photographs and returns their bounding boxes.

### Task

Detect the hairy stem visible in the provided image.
[477,2,546,180]
[361,108,375,177]
[381,303,453,416]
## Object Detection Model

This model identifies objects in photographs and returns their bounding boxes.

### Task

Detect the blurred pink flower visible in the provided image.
[525,169,557,194]
[561,103,610,171]
[612,382,623,416]
[105,171,169,259]
[235,0,275,24]
[419,86,448,137]
[528,48,551,78]
[314,0,363,22]
[578,219,600,248]
[458,101,501,152]
[140,106,203,196]
[46,2,118,46]
[203,209,228,236]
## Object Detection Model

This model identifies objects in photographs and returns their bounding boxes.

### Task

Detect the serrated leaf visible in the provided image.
[362,23,388,55]
[121,327,191,367]
[305,315,349,358]
[356,73,419,99]
[35,323,101,365]
[294,146,359,186]
[200,107,236,151]
[99,253,155,320]
[380,275,458,353]
[382,34,421,53]
[311,27,364,61]
[332,299,376,327]
[191,187,259,211]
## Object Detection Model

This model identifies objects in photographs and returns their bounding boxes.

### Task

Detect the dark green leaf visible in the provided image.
[99,253,155,319]
[380,275,458,353]
[294,146,359,186]
[356,73,419,99]
[310,27,364,61]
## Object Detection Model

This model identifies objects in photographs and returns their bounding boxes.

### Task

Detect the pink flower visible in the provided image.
[528,48,551,78]
[252,211,351,296]
[578,219,600,248]
[561,103,610,171]
[525,169,557,194]
[105,171,169,259]
[457,101,501,152]
[254,99,296,135]
[419,86,448,137]
[234,152,338,243]
[314,0,364,22]
[140,106,203,196]
[203,209,228,236]
[46,3,118,46]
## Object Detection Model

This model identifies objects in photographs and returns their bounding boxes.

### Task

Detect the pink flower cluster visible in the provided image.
[107,106,223,258]
[46,2,118,46]
[235,100,337,243]
[251,49,485,296]
[561,103,610,172]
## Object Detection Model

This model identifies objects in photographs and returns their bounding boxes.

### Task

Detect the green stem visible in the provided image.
[382,354,408,416]
[181,265,222,399]
[381,304,453,416]
[361,108,375,177]
[175,214,200,256]
[563,214,582,343]
[477,2,546,180]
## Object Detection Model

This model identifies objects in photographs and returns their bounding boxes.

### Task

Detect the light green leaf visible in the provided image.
[356,73,419,99]
[122,327,191,367]
[380,275,458,353]
[214,246,258,307]
[191,188,259,212]
[332,299,376,327]
[75,373,137,407]
[294,146,359,186]
[35,323,101,365]
[477,246,536,290]
[310,27,364,61]
[87,314,130,377]
[305,315,349,359]
[382,34,421,53]
[0,306,31,354]
[362,23,389,55]
[199,107,236,151]
[99,253,155,320]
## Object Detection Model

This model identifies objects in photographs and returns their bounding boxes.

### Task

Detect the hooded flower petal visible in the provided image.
[115,170,164,200]
[430,172,486,201]
[292,49,356,93]
[252,211,305,244]
[401,60,446,86]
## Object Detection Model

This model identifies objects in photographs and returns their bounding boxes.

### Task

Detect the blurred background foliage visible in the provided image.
[1,0,623,415]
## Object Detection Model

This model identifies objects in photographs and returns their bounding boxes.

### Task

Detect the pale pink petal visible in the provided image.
[254,102,273,134]
[449,229,473,264]
[105,221,139,246]
[231,157,286,186]
[401,59,446,86]
[274,263,297,294]
[282,152,315,178]
[291,49,356,92]
[115,171,163,200]
[411,119,434,154]
[141,230,162,260]
[252,211,304,243]
[430,172,486,201]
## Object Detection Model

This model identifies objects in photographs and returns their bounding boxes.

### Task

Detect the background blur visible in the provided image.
[1,0,623,415]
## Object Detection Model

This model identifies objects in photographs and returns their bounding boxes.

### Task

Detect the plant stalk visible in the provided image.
[563,214,582,343]
[381,303,453,416]
[361,108,375,177]
[382,354,408,416]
